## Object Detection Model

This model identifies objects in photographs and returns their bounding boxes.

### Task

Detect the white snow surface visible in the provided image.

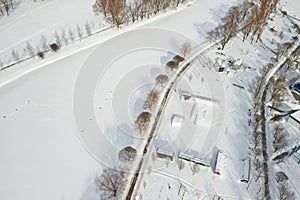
[0,0,299,199]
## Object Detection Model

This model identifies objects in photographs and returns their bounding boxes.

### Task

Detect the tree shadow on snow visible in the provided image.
[80,173,99,200]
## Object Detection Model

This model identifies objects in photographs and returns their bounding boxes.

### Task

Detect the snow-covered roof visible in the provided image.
[235,58,242,66]
[290,111,300,124]
[171,114,184,127]
[153,139,174,153]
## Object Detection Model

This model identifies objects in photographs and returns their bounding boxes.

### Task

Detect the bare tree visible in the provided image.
[180,41,192,58]
[274,42,293,62]
[251,129,262,160]
[118,146,137,163]
[155,74,169,87]
[107,0,128,28]
[40,35,48,52]
[85,22,92,37]
[68,27,75,43]
[165,156,172,167]
[134,111,151,134]
[166,60,179,71]
[277,183,295,200]
[248,64,271,104]
[0,58,3,69]
[54,31,62,47]
[96,168,127,200]
[93,0,108,17]
[144,90,159,111]
[1,0,10,16]
[151,152,156,163]
[61,29,68,46]
[11,49,20,63]
[173,55,184,63]
[207,20,238,50]
[178,160,185,171]
[270,74,288,104]
[253,158,264,182]
[77,24,83,41]
[272,124,287,152]
[25,41,35,58]
[128,1,141,23]
[191,163,200,175]
[275,171,288,183]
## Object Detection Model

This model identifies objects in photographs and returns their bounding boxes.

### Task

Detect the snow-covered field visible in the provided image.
[0,0,104,64]
[0,0,299,199]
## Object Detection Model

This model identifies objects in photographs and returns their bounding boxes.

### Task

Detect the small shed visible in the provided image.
[154,139,174,161]
[233,58,243,70]
[118,146,137,162]
[240,157,251,183]
[213,150,224,175]
[288,111,300,130]
[171,114,184,127]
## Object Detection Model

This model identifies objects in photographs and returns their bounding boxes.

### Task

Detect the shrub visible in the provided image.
[173,55,184,63]
[50,43,60,52]
[37,51,45,59]
[166,60,179,71]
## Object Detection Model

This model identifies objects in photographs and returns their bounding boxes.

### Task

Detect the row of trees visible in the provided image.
[97,42,192,199]
[207,0,279,49]
[275,171,295,200]
[249,63,273,114]
[248,43,296,199]
[0,0,14,16]
[0,0,44,16]
[134,54,187,134]
[248,62,275,199]
[93,0,188,27]
[1,23,94,69]
[96,146,138,199]
[134,41,189,135]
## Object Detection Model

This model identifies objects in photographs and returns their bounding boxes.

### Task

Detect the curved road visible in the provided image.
[124,40,219,199]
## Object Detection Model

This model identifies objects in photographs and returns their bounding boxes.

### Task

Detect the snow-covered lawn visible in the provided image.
[0,0,299,199]
[0,46,101,200]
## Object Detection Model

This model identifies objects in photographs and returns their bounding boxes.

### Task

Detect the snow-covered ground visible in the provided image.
[0,0,299,199]
[0,0,104,64]
[0,46,101,200]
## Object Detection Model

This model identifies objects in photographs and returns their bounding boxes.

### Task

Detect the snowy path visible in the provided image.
[152,170,249,200]
[125,40,220,199]
[260,42,300,200]
[0,0,96,55]
[0,1,191,88]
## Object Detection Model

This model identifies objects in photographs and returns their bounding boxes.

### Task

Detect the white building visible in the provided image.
[288,111,300,130]
[171,114,184,127]
[240,157,251,183]
[213,150,225,175]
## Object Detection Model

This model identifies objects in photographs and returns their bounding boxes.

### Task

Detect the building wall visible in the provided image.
[288,116,300,130]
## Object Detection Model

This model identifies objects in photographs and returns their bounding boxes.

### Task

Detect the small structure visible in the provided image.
[171,114,184,127]
[233,58,243,70]
[289,145,300,164]
[270,27,276,32]
[156,148,174,161]
[180,89,220,104]
[181,94,193,102]
[154,139,211,168]
[178,152,210,167]
[154,139,174,161]
[288,111,300,130]
[212,150,224,175]
[118,146,137,162]
[240,157,251,183]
